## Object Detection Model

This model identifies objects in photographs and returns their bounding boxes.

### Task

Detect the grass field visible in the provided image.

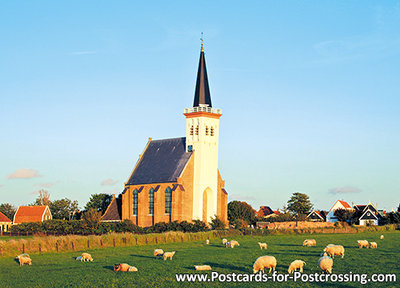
[0,231,399,288]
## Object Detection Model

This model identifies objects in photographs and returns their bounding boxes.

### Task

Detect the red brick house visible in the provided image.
[0,211,12,232]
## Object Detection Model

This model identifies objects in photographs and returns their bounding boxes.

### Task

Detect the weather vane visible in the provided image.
[200,32,204,51]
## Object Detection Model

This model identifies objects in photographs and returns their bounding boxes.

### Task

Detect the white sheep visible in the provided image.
[81,253,93,262]
[114,263,138,272]
[288,260,306,273]
[380,235,384,240]
[357,240,369,249]
[253,255,277,274]
[303,239,316,246]
[154,249,164,258]
[75,256,82,261]
[16,254,32,266]
[370,242,378,249]
[163,251,176,261]
[258,242,268,249]
[222,238,228,245]
[226,240,240,248]
[323,245,344,258]
[318,254,333,273]
[195,265,212,271]
[206,239,210,245]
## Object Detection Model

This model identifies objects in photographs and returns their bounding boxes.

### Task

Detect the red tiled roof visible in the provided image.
[257,206,274,217]
[0,211,12,222]
[338,200,351,209]
[14,206,49,224]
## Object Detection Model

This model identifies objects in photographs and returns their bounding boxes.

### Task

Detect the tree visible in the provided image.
[209,215,226,230]
[0,203,17,220]
[82,208,102,230]
[227,201,256,225]
[287,192,313,215]
[84,194,112,214]
[33,189,51,206]
[50,198,79,220]
[333,208,353,222]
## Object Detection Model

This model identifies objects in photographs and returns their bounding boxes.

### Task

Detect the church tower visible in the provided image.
[184,43,222,222]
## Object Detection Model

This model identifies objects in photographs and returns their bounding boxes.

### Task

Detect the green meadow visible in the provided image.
[0,231,398,288]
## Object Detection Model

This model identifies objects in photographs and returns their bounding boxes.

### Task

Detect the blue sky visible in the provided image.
[1,1,399,212]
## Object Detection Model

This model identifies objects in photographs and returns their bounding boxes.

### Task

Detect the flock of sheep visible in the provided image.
[15,234,385,275]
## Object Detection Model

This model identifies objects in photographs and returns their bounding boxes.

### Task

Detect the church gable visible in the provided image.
[127,137,192,185]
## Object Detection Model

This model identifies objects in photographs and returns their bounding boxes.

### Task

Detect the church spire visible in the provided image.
[193,41,212,108]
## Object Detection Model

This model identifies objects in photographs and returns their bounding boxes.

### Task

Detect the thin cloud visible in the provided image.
[70,51,97,55]
[329,187,361,195]
[7,168,42,179]
[34,182,57,188]
[229,194,256,201]
[101,178,118,186]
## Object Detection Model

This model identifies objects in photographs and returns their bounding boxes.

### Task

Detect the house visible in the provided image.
[0,211,12,232]
[326,200,353,223]
[307,210,326,222]
[353,202,379,226]
[13,206,52,224]
[257,206,280,219]
[102,44,228,227]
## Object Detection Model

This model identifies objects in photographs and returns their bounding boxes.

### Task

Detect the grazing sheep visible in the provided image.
[303,239,316,246]
[81,253,93,262]
[75,256,82,261]
[370,242,378,249]
[323,245,345,258]
[253,256,277,274]
[318,254,333,274]
[357,240,369,249]
[114,263,138,272]
[206,239,210,245]
[195,265,212,271]
[258,242,268,250]
[288,260,306,273]
[226,240,240,248]
[154,249,164,258]
[222,238,228,245]
[16,254,32,266]
[380,235,384,240]
[163,251,176,261]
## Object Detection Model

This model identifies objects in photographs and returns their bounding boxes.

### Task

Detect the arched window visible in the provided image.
[165,187,172,214]
[132,189,138,215]
[190,125,194,135]
[149,188,154,215]
[195,125,199,135]
[205,126,209,136]
[210,126,214,136]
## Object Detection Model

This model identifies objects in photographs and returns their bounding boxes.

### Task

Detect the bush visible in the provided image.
[210,215,226,230]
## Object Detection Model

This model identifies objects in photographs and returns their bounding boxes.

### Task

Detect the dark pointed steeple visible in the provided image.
[193,44,212,107]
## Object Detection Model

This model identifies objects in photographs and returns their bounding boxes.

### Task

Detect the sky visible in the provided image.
[1,1,399,212]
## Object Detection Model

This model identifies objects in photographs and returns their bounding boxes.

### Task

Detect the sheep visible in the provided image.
[370,242,378,249]
[253,255,277,274]
[288,260,306,273]
[75,256,82,261]
[154,249,164,258]
[380,235,384,240]
[318,254,333,274]
[357,240,369,249]
[195,265,212,271]
[303,239,316,247]
[323,245,345,258]
[206,239,210,245]
[258,242,268,250]
[114,263,138,272]
[226,240,240,248]
[163,251,176,261]
[16,254,32,266]
[222,238,228,245]
[81,253,93,262]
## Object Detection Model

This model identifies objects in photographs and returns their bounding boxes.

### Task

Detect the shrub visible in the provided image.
[209,215,226,230]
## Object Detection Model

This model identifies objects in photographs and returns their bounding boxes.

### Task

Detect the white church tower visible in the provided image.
[184,43,222,222]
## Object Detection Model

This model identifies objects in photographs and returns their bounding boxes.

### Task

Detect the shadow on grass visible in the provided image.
[273,244,300,247]
[203,262,249,273]
[103,265,114,271]
[130,254,156,259]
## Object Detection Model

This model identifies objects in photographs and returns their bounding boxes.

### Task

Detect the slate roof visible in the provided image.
[127,137,192,185]
[359,209,378,220]
[0,211,12,223]
[13,206,50,224]
[193,47,212,107]
[101,196,122,222]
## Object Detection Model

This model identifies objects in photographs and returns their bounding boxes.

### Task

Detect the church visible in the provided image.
[102,44,228,227]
